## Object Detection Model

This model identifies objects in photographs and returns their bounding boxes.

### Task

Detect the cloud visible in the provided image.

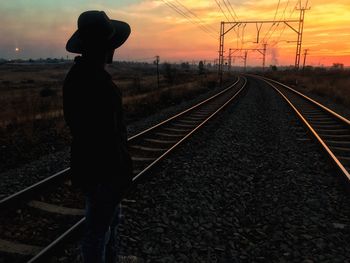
[0,0,349,65]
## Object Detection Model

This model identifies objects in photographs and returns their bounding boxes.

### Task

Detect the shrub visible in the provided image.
[40,87,56,97]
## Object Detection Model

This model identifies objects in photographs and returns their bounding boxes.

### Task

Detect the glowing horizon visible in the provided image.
[0,0,349,67]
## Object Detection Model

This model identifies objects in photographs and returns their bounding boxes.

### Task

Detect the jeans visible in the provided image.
[82,183,121,263]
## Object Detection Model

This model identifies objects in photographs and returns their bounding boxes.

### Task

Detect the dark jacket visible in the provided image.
[63,56,133,192]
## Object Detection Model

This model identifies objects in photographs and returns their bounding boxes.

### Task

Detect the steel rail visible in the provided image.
[128,77,241,141]
[260,76,350,126]
[27,76,247,263]
[133,77,247,182]
[0,77,241,210]
[251,75,350,182]
[0,168,70,209]
[0,77,245,262]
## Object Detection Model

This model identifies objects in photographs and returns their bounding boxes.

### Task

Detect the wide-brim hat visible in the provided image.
[66,10,131,53]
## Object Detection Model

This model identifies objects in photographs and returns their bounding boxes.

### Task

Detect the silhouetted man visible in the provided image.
[63,10,133,263]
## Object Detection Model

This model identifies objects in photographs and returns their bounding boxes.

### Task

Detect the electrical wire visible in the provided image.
[217,0,243,48]
[165,0,213,35]
[271,0,300,47]
[227,0,239,21]
[261,0,281,44]
[222,0,236,22]
[162,0,218,40]
[265,0,290,45]
[215,0,230,22]
[173,0,218,33]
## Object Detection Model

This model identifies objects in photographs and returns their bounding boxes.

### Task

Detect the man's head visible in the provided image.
[66,11,130,64]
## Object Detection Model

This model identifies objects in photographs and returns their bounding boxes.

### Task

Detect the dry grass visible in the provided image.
[264,69,350,107]
[0,63,216,125]
[0,62,219,170]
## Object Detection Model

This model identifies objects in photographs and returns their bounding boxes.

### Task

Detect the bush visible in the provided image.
[40,87,56,97]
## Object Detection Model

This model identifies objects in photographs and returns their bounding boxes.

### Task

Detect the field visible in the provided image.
[0,61,219,172]
[2,63,348,172]
[263,68,350,107]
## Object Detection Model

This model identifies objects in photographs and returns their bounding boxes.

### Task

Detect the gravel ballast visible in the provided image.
[0,81,233,199]
[116,76,350,262]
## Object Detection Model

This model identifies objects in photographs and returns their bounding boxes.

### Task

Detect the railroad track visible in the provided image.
[251,75,350,182]
[0,76,247,263]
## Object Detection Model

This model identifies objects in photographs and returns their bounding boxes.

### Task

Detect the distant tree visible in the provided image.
[332,63,344,70]
[303,65,313,73]
[0,58,7,65]
[270,65,278,71]
[198,61,205,74]
[162,62,176,84]
[40,87,56,97]
[132,76,141,91]
[181,62,190,70]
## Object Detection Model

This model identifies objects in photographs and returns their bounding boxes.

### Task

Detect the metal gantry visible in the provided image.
[218,4,309,85]
[228,44,267,71]
[302,49,309,70]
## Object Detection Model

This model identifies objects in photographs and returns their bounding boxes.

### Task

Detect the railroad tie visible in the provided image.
[130,145,167,152]
[0,239,42,255]
[319,134,350,139]
[133,169,142,175]
[163,127,190,132]
[326,140,350,147]
[131,156,155,161]
[144,138,177,144]
[176,119,201,124]
[171,123,195,128]
[27,200,84,216]
[330,146,350,155]
[312,124,344,129]
[155,132,184,137]
[338,156,350,163]
[316,129,349,135]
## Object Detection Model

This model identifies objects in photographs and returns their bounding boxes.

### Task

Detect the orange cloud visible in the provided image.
[1,0,349,66]
[111,0,350,66]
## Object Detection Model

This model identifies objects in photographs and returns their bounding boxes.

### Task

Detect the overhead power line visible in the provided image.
[264,0,291,44]
[227,0,239,21]
[173,0,218,33]
[215,0,230,22]
[162,0,218,40]
[273,0,281,21]
[272,0,300,47]
[261,0,281,43]
[216,0,243,47]
[222,0,236,22]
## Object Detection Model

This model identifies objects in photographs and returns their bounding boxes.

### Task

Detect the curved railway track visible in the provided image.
[252,75,350,182]
[0,76,247,263]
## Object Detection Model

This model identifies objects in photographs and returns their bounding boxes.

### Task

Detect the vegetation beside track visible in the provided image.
[0,62,225,172]
[263,68,350,107]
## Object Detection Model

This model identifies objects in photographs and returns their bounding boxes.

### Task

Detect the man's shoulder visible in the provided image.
[64,64,79,83]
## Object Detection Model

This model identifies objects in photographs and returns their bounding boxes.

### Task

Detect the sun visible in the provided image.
[15,47,20,52]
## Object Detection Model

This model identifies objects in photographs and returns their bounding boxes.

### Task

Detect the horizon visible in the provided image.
[1,57,348,69]
[1,1,349,67]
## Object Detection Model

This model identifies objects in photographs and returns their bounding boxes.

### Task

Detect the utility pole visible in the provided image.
[243,51,248,72]
[218,21,225,87]
[262,43,267,71]
[295,1,310,69]
[228,48,233,71]
[155,55,160,89]
[302,49,309,70]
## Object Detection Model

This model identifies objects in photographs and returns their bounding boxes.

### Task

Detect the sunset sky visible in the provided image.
[0,0,349,66]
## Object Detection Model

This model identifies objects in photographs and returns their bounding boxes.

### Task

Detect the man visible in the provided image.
[63,10,133,263]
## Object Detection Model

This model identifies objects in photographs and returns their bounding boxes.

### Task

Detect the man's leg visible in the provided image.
[105,204,122,262]
[82,184,120,263]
